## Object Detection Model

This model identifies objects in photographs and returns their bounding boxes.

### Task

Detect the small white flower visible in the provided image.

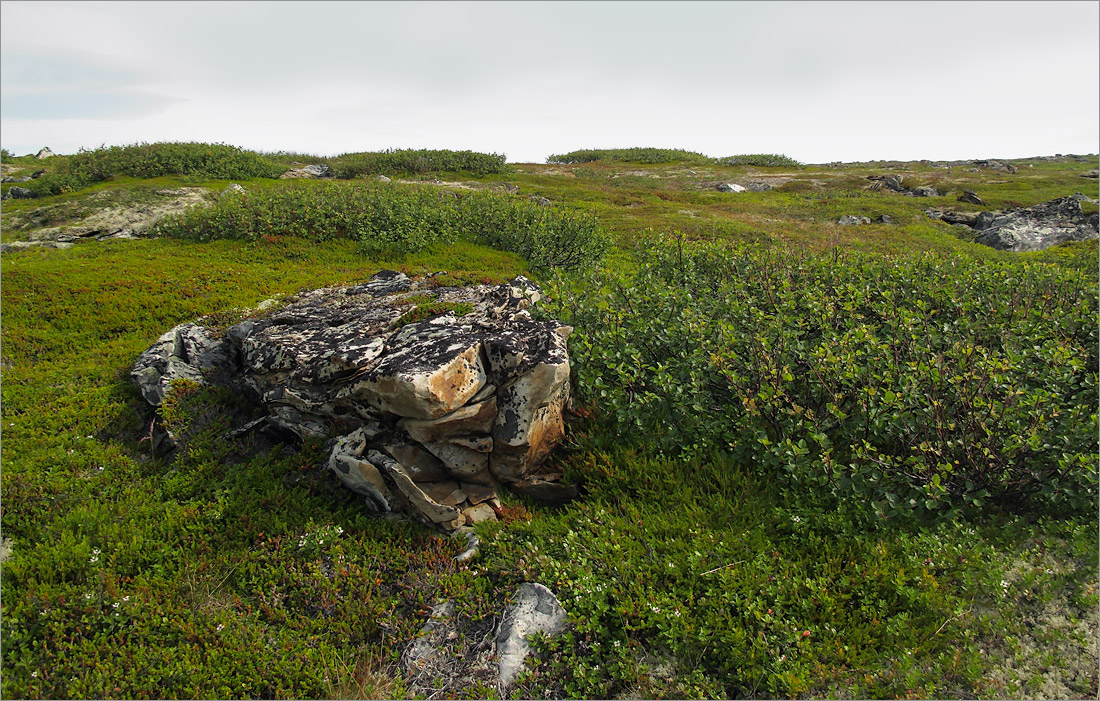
[792,515,802,523]
[216,623,225,631]
[89,556,98,564]
[84,593,93,601]
[112,602,119,609]
[31,671,38,678]
[613,640,620,648]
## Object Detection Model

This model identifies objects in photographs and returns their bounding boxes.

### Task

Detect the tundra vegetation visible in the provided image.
[1,143,1097,700]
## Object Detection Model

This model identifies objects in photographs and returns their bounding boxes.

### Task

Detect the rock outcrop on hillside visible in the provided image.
[865,174,941,197]
[132,272,574,531]
[927,196,1099,252]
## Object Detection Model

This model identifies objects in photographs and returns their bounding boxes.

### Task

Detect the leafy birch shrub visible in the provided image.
[547,237,1099,522]
[156,181,609,271]
[713,153,804,167]
[457,191,609,271]
[547,148,712,165]
[20,142,285,197]
[61,142,283,181]
[331,148,509,178]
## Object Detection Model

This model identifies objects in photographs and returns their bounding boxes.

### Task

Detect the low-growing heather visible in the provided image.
[155,181,609,271]
[545,236,1099,523]
[331,149,509,178]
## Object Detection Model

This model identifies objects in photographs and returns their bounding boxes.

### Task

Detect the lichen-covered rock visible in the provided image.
[132,271,573,531]
[131,322,234,405]
[973,197,1099,252]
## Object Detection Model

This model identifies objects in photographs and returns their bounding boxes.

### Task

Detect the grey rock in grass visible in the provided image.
[1,176,31,183]
[132,271,573,532]
[973,196,1099,252]
[866,174,907,193]
[31,169,45,179]
[219,183,245,198]
[35,147,54,159]
[2,186,33,200]
[716,182,746,193]
[745,181,773,192]
[280,163,335,179]
[910,185,941,197]
[958,191,986,205]
[130,323,234,406]
[1082,169,1099,179]
[374,175,392,183]
[496,583,569,688]
[876,214,894,224]
[972,159,1017,174]
[837,215,871,226]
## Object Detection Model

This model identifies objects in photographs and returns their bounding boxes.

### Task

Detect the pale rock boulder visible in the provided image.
[496,583,569,687]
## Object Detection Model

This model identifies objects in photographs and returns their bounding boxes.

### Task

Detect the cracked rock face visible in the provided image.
[132,271,573,531]
[972,197,1099,252]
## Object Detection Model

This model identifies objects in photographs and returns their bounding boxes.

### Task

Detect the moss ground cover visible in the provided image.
[1,148,1097,699]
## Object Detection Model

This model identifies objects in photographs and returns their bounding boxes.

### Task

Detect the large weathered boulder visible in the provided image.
[973,197,1099,252]
[132,272,574,531]
[35,147,54,159]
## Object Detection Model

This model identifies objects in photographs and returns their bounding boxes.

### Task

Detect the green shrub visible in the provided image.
[156,181,609,272]
[714,153,804,168]
[331,149,509,178]
[9,142,285,198]
[457,191,609,271]
[59,142,285,181]
[547,236,1099,522]
[546,148,712,165]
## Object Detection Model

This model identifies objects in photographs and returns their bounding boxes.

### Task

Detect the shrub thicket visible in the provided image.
[547,148,712,165]
[548,237,1099,522]
[19,142,285,197]
[331,149,509,178]
[714,153,804,168]
[156,181,607,271]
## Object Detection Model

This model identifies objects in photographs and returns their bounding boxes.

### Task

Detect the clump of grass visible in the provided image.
[547,148,712,165]
[714,153,804,168]
[332,149,509,178]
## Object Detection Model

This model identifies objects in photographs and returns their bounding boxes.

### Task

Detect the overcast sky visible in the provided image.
[2,1,1097,164]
